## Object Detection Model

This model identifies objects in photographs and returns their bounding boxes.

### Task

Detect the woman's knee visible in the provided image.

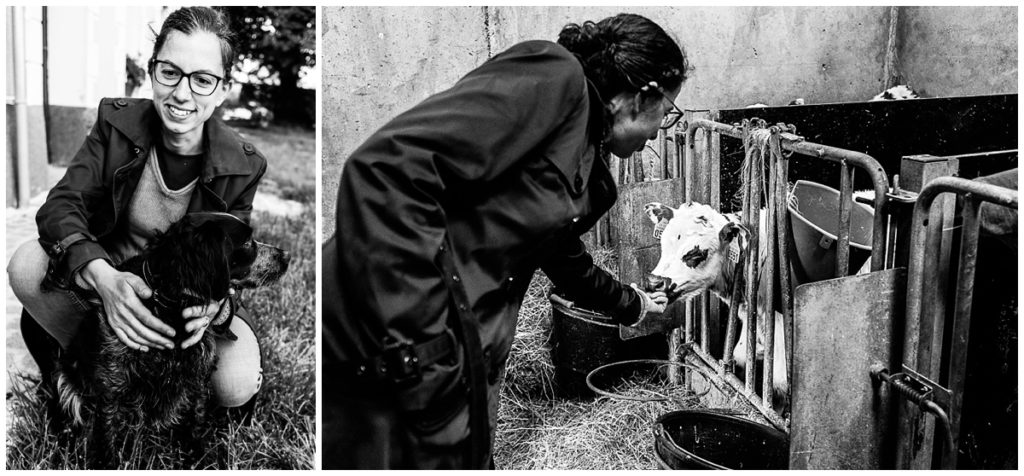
[8,239,49,303]
[211,316,263,407]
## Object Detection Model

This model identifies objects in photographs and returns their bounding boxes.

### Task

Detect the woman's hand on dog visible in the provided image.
[180,290,231,349]
[80,259,176,351]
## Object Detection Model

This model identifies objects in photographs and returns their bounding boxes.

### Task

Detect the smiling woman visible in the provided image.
[4,5,298,470]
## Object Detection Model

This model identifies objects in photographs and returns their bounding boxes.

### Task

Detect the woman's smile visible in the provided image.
[166,103,196,119]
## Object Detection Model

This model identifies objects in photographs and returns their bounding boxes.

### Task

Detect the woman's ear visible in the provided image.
[215,84,229,108]
[608,91,637,118]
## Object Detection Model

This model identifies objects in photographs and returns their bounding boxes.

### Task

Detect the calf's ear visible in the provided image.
[719,221,743,243]
[643,202,675,225]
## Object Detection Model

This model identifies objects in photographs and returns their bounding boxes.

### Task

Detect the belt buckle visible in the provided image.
[382,340,422,387]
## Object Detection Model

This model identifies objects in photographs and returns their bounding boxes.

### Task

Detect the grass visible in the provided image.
[6,124,315,470]
[6,209,315,470]
[235,125,316,204]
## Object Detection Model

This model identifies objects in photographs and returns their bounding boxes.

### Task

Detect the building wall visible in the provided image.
[898,6,1017,97]
[321,6,488,235]
[320,6,1017,238]
[6,6,48,208]
[44,6,165,167]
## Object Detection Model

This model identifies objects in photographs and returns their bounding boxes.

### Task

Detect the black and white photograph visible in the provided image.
[320,6,1017,470]
[5,5,315,469]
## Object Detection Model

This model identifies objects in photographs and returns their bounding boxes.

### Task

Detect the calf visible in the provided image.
[643,201,788,401]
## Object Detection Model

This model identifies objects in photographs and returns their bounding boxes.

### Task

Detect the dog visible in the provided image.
[53,212,289,468]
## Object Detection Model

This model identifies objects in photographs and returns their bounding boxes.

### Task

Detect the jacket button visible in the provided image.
[243,143,254,154]
[115,98,127,107]
[574,175,584,189]
[133,147,141,156]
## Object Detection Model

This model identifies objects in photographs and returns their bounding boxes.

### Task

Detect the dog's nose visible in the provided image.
[645,274,673,293]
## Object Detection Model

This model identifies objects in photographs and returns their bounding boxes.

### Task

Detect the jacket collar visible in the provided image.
[106,99,256,179]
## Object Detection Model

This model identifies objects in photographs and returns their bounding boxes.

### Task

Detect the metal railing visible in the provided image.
[896,176,1018,469]
[673,117,891,430]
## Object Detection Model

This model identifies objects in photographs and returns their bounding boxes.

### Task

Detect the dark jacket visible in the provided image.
[324,40,643,411]
[37,97,267,286]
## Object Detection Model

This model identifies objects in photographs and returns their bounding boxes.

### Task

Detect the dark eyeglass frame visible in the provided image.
[651,86,684,131]
[149,59,225,96]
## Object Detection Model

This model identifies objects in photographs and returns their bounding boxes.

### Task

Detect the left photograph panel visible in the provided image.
[5,5,316,469]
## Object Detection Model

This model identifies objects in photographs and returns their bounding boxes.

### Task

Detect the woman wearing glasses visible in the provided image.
[323,13,689,469]
[8,7,265,414]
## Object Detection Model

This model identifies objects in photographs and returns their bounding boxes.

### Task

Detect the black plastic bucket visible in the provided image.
[654,410,789,469]
[549,291,667,399]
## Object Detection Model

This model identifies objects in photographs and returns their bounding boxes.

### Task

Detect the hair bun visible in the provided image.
[558,21,607,60]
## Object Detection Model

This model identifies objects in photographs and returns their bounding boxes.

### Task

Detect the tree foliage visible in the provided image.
[220,6,316,126]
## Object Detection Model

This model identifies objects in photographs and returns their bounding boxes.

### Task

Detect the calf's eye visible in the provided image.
[682,246,709,268]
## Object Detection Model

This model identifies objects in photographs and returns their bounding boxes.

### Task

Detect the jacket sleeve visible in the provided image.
[228,152,267,226]
[35,102,114,286]
[334,42,588,337]
[542,237,644,326]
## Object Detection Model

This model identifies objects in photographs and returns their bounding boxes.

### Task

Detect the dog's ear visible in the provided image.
[185,212,253,246]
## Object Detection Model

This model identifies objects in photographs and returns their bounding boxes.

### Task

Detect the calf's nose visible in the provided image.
[645,274,673,293]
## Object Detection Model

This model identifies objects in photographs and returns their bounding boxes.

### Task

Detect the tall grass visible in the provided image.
[5,209,315,470]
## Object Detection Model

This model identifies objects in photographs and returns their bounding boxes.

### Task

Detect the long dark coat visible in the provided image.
[323,40,644,469]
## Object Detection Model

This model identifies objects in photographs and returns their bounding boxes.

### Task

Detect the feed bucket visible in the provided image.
[549,291,667,399]
[787,180,874,287]
[654,410,789,469]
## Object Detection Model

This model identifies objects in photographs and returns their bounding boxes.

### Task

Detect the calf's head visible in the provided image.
[644,202,743,303]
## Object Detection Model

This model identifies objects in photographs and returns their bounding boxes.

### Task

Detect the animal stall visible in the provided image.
[573,94,1017,469]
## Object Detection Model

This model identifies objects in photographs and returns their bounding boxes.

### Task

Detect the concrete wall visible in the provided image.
[320,6,1018,238]
[321,6,489,235]
[898,6,1017,97]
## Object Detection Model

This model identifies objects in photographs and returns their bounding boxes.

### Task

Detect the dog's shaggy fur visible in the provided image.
[53,216,288,468]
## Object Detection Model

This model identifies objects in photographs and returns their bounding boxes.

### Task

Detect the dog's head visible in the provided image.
[139,217,249,314]
[135,213,289,321]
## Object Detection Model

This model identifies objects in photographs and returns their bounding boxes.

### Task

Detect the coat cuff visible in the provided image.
[65,241,111,288]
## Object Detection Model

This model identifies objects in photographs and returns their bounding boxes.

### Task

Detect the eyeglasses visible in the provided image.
[652,86,684,130]
[150,60,224,96]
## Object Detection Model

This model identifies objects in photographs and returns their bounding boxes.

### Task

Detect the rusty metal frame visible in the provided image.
[897,176,1019,469]
[672,116,892,431]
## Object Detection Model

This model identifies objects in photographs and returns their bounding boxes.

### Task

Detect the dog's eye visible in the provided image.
[682,246,708,268]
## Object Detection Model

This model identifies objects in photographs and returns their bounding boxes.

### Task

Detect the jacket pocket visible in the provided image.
[401,335,470,442]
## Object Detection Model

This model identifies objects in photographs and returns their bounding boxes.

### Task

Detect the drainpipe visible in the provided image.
[12,6,31,208]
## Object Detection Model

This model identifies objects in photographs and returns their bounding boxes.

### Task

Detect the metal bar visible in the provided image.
[837,161,853,276]
[668,328,682,385]
[769,132,795,410]
[942,197,982,470]
[742,124,761,394]
[899,177,1018,468]
[689,345,789,431]
[660,128,669,179]
[762,130,778,408]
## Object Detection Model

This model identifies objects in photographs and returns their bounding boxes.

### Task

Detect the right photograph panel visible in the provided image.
[321,6,1018,470]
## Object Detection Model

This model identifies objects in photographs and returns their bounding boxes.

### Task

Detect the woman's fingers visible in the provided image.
[111,323,149,352]
[182,299,219,320]
[180,318,210,349]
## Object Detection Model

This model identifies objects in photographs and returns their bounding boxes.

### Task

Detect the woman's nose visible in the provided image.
[172,79,192,101]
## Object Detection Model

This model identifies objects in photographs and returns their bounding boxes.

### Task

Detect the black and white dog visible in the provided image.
[53,212,289,468]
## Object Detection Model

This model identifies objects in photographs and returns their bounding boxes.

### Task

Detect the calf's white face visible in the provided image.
[644,202,741,302]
